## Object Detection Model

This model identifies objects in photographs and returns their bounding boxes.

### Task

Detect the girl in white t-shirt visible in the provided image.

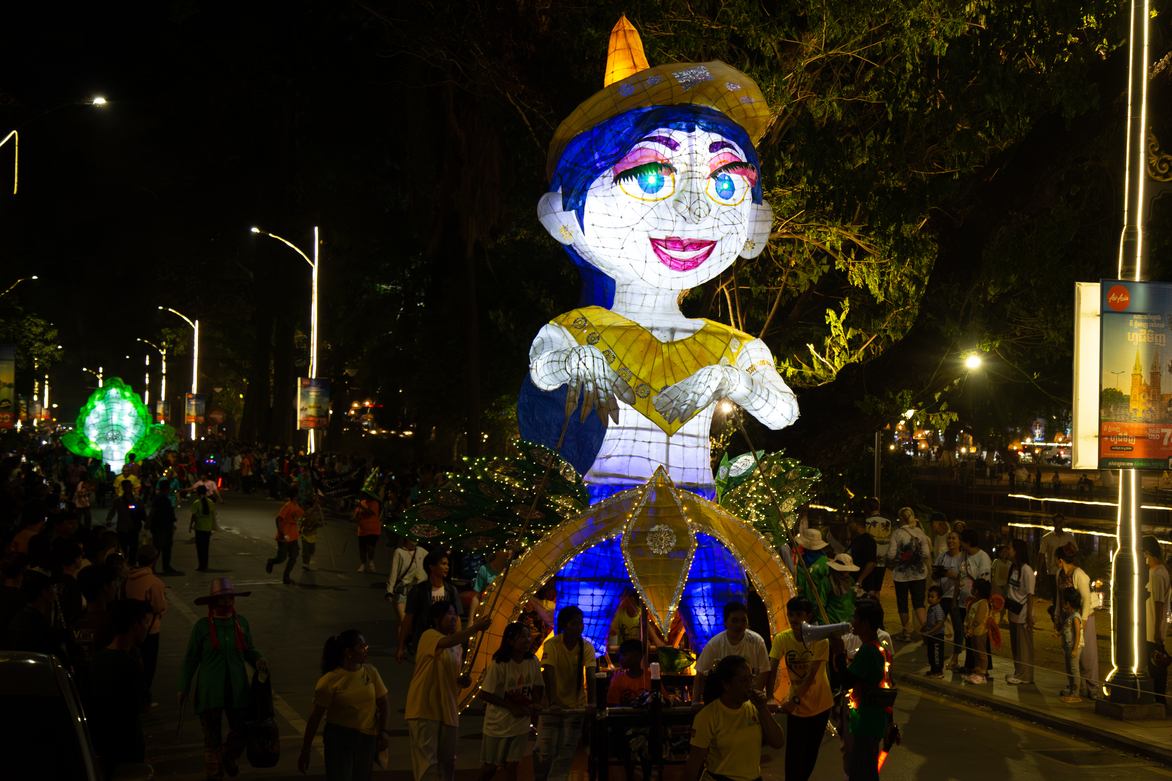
[478,624,544,781]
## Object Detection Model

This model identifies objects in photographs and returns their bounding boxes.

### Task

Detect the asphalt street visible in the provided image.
[135,492,1172,780]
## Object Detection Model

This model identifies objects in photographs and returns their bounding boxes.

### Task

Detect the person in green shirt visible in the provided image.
[825,553,860,624]
[188,485,217,572]
[831,599,894,781]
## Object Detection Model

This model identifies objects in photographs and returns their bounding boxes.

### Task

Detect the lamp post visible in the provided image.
[159,307,198,439]
[137,337,167,411]
[0,276,37,298]
[251,226,320,452]
[82,366,103,387]
[2,97,106,195]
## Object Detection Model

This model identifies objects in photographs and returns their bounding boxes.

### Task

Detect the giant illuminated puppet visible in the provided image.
[524,18,799,502]
[61,378,178,471]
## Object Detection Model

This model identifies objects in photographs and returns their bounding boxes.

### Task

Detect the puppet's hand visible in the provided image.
[562,345,636,425]
[654,365,746,426]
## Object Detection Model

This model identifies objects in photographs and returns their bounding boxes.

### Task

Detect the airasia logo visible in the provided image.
[1108,285,1131,311]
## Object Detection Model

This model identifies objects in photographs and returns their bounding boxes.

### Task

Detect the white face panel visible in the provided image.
[573,128,758,292]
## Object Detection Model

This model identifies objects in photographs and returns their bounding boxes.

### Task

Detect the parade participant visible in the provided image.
[524,17,797,499]
[606,638,651,706]
[692,600,770,705]
[681,655,785,781]
[832,599,893,781]
[535,606,597,781]
[386,535,428,624]
[1004,539,1037,685]
[478,623,543,781]
[178,578,270,781]
[826,553,860,623]
[298,630,391,781]
[470,549,510,620]
[189,485,218,572]
[793,527,832,615]
[88,599,152,778]
[354,472,382,573]
[266,486,303,584]
[107,482,140,561]
[147,481,181,575]
[768,597,832,781]
[405,600,492,781]
[397,550,463,663]
[125,544,167,692]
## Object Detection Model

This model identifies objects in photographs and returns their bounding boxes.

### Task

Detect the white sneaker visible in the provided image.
[358,564,367,572]
[1005,676,1026,685]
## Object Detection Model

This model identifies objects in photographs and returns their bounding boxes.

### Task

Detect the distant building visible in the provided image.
[1130,346,1170,421]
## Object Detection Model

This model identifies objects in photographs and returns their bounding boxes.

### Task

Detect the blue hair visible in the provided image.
[549,105,763,308]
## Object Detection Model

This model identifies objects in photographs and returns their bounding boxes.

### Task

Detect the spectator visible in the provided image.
[1004,539,1037,685]
[189,485,218,572]
[768,596,832,781]
[991,545,1012,624]
[1058,587,1084,703]
[863,498,892,599]
[385,536,428,624]
[69,563,118,694]
[178,578,270,781]
[397,550,463,663]
[933,530,964,669]
[88,599,152,778]
[106,481,140,566]
[0,567,73,663]
[147,482,181,575]
[535,606,597,781]
[886,508,931,640]
[928,511,950,561]
[1054,546,1100,698]
[845,513,878,595]
[298,629,391,780]
[0,552,27,629]
[125,544,168,692]
[1143,536,1169,704]
[958,529,992,678]
[963,578,992,685]
[265,486,303,585]
[7,504,47,554]
[354,483,382,574]
[74,479,93,529]
[1036,514,1073,608]
[53,539,85,624]
[692,601,770,705]
[682,655,785,781]
[479,623,544,781]
[405,600,492,781]
[922,586,947,678]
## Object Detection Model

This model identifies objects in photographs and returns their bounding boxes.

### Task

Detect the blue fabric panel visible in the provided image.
[516,374,606,478]
[553,537,629,655]
[678,533,747,650]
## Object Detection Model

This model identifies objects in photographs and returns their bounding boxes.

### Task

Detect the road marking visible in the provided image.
[170,585,324,758]
[906,686,1083,746]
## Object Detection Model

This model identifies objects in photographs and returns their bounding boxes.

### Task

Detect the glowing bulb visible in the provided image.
[250,227,260,233]
[964,355,982,369]
[91,97,106,106]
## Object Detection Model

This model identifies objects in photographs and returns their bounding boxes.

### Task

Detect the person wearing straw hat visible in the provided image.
[523,16,799,499]
[793,528,832,620]
[826,553,860,624]
[178,577,269,781]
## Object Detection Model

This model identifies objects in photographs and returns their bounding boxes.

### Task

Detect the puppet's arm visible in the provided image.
[529,323,635,425]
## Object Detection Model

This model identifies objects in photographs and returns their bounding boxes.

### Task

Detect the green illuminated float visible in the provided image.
[61,377,178,470]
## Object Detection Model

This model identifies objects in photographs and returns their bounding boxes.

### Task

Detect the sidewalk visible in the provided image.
[888,635,1172,765]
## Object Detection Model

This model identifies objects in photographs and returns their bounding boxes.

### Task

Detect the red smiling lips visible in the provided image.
[650,237,717,271]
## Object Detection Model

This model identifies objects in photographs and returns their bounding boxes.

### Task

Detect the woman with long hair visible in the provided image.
[477,623,543,781]
[189,485,217,572]
[682,655,785,781]
[1054,546,1100,698]
[1004,539,1037,684]
[298,629,390,780]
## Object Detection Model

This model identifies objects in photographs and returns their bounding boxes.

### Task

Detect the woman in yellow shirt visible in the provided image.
[682,655,785,781]
[298,630,390,780]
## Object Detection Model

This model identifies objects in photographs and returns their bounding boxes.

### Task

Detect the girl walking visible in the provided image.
[298,630,391,780]
[477,623,543,781]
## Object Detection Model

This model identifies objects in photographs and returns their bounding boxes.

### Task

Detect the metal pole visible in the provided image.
[309,227,319,454]
[191,319,199,440]
[874,430,881,503]
[1106,0,1154,707]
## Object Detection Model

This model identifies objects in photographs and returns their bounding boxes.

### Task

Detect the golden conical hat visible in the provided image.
[604,16,650,87]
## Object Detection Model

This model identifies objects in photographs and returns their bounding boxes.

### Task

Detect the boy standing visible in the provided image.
[922,587,947,678]
[265,487,302,584]
[606,639,652,706]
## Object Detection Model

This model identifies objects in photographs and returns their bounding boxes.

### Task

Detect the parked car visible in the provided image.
[0,651,153,780]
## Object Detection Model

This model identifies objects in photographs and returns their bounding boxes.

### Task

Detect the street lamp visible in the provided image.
[82,366,103,387]
[137,337,167,409]
[964,354,982,370]
[0,275,37,298]
[252,225,320,452]
[159,306,198,439]
[2,98,107,195]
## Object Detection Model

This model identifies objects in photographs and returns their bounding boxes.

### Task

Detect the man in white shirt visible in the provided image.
[1036,514,1075,612]
[691,601,770,707]
[958,529,993,678]
[864,498,892,598]
[1143,536,1170,703]
[385,537,429,624]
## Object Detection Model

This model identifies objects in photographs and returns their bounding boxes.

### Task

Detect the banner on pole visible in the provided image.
[29,400,42,422]
[0,345,14,429]
[310,466,364,498]
[185,394,205,424]
[156,400,170,424]
[1097,279,1172,469]
[297,378,330,430]
[17,395,27,422]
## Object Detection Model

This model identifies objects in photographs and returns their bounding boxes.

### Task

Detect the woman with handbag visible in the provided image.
[887,508,931,641]
[298,630,391,780]
[1003,539,1037,684]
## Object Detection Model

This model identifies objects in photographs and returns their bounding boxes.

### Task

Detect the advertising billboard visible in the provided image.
[185,393,205,424]
[0,345,13,429]
[297,378,330,430]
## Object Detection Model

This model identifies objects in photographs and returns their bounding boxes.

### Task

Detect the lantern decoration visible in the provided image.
[719,452,823,544]
[61,377,179,471]
[386,440,589,553]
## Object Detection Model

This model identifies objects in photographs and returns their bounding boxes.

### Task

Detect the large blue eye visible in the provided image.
[638,171,666,195]
[713,173,736,200]
[616,162,676,201]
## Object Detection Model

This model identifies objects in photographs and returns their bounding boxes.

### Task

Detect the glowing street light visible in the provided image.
[159,306,198,439]
[252,225,320,452]
[82,366,103,387]
[0,275,37,298]
[137,337,167,409]
[964,354,982,370]
[3,98,107,195]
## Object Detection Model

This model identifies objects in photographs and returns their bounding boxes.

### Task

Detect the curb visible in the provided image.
[892,670,1172,766]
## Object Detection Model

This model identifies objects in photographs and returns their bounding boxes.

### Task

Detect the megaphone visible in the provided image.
[801,621,852,643]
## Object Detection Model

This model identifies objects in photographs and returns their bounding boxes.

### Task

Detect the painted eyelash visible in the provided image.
[709,161,757,180]
[614,161,676,184]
